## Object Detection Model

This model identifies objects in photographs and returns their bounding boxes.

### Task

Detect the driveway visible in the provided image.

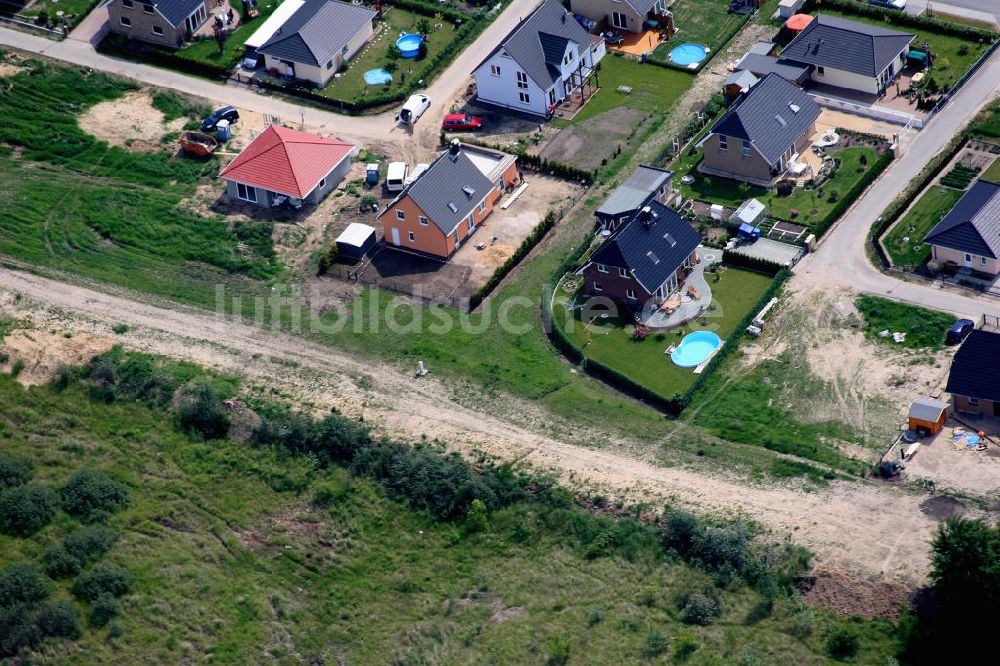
[794,47,1000,320]
[0,0,541,159]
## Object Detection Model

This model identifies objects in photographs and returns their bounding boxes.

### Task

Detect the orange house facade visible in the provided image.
[379,142,519,259]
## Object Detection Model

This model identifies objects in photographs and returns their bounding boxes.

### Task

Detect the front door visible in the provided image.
[390,227,401,246]
[611,11,628,30]
[965,253,973,268]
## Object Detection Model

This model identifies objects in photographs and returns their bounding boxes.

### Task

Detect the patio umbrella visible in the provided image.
[785,14,814,32]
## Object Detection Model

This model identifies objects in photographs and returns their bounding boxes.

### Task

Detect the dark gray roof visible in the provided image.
[780,14,914,77]
[589,201,700,293]
[946,329,1000,402]
[135,0,204,27]
[258,0,376,68]
[747,41,776,56]
[724,69,759,91]
[705,73,820,166]
[597,165,673,218]
[736,53,811,83]
[477,0,591,88]
[924,179,1000,259]
[389,147,495,236]
[908,398,946,422]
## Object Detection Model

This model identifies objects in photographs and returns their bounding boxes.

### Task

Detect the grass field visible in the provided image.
[649,0,748,66]
[317,8,460,103]
[552,268,773,398]
[552,55,693,126]
[0,366,906,664]
[18,0,99,29]
[882,185,963,267]
[817,7,989,91]
[855,295,954,350]
[766,148,879,224]
[982,156,1000,183]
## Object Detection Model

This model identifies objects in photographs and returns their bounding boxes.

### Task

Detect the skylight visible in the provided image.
[775,114,787,127]
[663,233,676,247]
[447,202,458,213]
[646,250,660,264]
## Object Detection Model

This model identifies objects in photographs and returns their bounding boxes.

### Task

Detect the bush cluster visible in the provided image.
[0,485,59,536]
[42,527,119,579]
[176,383,230,440]
[680,590,724,625]
[0,452,33,490]
[61,470,130,523]
[0,563,80,656]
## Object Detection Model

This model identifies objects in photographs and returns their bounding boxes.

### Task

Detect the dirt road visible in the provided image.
[0,265,960,584]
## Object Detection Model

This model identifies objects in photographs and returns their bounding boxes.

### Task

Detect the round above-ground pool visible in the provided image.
[396,33,424,58]
[363,68,393,85]
[671,331,721,368]
[669,43,708,66]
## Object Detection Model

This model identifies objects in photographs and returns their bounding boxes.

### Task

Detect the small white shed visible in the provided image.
[335,223,377,260]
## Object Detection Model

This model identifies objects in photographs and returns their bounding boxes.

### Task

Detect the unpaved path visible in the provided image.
[0,264,962,585]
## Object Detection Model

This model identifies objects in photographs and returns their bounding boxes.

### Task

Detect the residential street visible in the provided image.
[794,47,1000,319]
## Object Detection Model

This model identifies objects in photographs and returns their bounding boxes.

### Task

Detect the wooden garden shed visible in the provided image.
[907,398,947,436]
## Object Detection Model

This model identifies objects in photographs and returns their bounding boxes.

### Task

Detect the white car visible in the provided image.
[386,162,409,192]
[869,0,906,10]
[399,94,431,125]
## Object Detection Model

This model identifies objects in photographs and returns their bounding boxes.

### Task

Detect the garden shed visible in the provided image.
[335,223,377,260]
[907,398,947,436]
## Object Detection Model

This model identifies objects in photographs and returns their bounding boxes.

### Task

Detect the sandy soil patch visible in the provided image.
[0,327,114,387]
[78,91,186,151]
[0,62,27,78]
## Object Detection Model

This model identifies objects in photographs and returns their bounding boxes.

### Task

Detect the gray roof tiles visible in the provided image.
[136,0,204,27]
[735,53,811,83]
[780,14,914,77]
[924,179,1000,259]
[706,73,820,166]
[946,330,1000,403]
[477,0,592,88]
[590,201,700,293]
[258,0,376,68]
[597,165,673,218]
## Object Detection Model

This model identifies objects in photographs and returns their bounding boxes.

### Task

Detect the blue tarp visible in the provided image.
[907,50,929,63]
[738,223,762,240]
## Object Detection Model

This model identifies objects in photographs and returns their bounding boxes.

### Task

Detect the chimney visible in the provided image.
[641,206,654,228]
[449,138,461,156]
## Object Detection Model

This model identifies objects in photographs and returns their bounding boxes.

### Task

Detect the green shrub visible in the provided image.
[89,593,119,628]
[680,590,723,625]
[645,629,669,657]
[0,485,59,536]
[826,626,860,660]
[72,563,133,603]
[176,383,230,439]
[0,563,49,608]
[61,470,130,523]
[64,526,119,563]
[35,601,81,639]
[674,636,699,662]
[546,635,571,665]
[465,498,489,533]
[663,510,703,556]
[0,452,33,490]
[41,544,83,579]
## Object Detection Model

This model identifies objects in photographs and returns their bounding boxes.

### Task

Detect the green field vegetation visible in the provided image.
[982,156,1000,183]
[0,56,277,307]
[971,99,1000,138]
[817,7,988,91]
[317,8,460,103]
[19,0,99,29]
[0,353,908,664]
[883,186,963,266]
[177,3,280,70]
[552,267,773,397]
[552,54,693,126]
[649,0,748,65]
[855,295,954,350]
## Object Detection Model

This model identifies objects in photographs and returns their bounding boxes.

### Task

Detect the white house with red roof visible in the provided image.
[219,124,356,208]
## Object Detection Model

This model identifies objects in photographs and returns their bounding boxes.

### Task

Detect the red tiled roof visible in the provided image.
[219,125,355,198]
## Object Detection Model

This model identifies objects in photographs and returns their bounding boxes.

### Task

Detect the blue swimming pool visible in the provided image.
[671,331,721,368]
[364,68,393,85]
[669,43,708,66]
[396,33,424,58]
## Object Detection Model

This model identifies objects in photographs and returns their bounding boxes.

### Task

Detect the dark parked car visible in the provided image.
[201,105,239,132]
[946,319,975,345]
[442,113,483,132]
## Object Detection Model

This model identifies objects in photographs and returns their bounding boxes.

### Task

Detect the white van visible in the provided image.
[398,94,431,125]
[386,162,409,192]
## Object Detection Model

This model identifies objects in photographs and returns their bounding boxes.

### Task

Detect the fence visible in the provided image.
[810,93,922,128]
[928,38,1000,120]
[0,13,65,38]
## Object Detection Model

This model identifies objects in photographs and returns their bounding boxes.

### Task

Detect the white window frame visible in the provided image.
[120,16,131,26]
[718,135,727,151]
[593,281,602,292]
[152,24,163,35]
[981,257,988,266]
[478,201,485,213]
[236,183,257,203]
[968,397,980,406]
[626,289,636,300]
[418,216,428,226]
[143,3,154,13]
[618,267,629,278]
[817,66,825,76]
[407,231,415,242]
[742,140,751,157]
[318,178,326,189]
[396,210,405,221]
[490,64,501,77]
[597,263,608,273]
[518,92,530,104]
[467,217,474,232]
[516,71,528,90]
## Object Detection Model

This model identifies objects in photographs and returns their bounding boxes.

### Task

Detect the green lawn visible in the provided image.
[982,156,1000,183]
[882,185,963,267]
[855,295,954,350]
[553,54,693,126]
[316,8,460,103]
[20,0,99,29]
[553,268,774,398]
[765,147,879,224]
[817,7,990,91]
[179,3,280,69]
[649,0,748,66]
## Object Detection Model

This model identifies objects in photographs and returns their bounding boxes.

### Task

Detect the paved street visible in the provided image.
[911,0,1000,24]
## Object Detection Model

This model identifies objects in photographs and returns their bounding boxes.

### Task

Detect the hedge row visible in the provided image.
[720,250,785,276]
[469,211,558,310]
[801,0,997,42]
[97,35,232,79]
[811,149,894,239]
[870,132,968,268]
[460,136,595,183]
[541,233,595,365]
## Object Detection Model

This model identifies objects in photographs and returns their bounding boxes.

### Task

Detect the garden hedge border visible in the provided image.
[801,0,997,42]
[720,250,784,276]
[469,211,558,310]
